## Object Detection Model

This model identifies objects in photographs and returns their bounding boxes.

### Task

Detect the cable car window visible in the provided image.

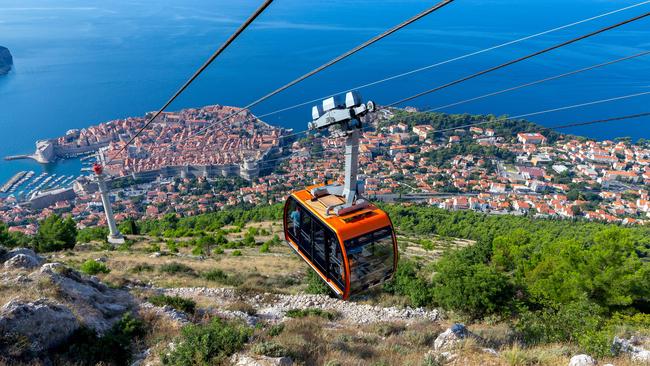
[312,220,327,273]
[298,207,312,254]
[286,198,300,243]
[328,235,345,289]
[347,227,395,294]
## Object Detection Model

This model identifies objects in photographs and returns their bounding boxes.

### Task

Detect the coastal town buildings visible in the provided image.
[2,108,650,232]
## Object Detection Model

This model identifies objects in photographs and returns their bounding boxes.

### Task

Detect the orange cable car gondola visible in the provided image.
[283,92,398,299]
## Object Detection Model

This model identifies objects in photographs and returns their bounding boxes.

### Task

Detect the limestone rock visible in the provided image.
[632,350,650,363]
[139,302,189,325]
[2,248,43,269]
[613,335,650,362]
[231,353,293,366]
[34,262,133,333]
[4,254,40,269]
[433,323,471,351]
[568,354,596,366]
[0,299,79,355]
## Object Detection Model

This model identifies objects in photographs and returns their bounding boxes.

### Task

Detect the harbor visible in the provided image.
[0,171,28,193]
[1,170,78,201]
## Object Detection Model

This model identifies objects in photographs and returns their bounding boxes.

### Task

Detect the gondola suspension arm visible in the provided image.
[308,92,375,215]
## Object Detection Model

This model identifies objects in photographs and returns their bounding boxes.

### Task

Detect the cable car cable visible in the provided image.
[385,11,650,108]
[252,0,650,120]
[548,111,650,130]
[266,49,650,147]
[106,0,275,165]
[428,50,650,112]
[203,2,650,149]
[172,0,455,147]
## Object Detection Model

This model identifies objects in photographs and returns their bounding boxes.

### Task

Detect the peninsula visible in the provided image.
[0,46,13,75]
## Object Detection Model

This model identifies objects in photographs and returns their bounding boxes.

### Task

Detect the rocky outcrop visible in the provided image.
[612,336,650,363]
[231,353,293,366]
[0,46,12,75]
[140,302,190,325]
[2,248,44,270]
[568,354,597,366]
[433,323,473,351]
[0,251,135,361]
[0,299,78,355]
[36,262,133,333]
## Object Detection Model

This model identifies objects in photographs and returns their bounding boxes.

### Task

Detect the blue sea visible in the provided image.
[1,0,649,184]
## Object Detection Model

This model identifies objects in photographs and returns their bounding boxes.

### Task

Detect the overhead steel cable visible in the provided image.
[423,91,650,132]
[548,111,650,130]
[253,0,650,120]
[173,0,455,146]
[106,0,275,165]
[190,0,650,149]
[428,50,650,112]
[386,11,650,108]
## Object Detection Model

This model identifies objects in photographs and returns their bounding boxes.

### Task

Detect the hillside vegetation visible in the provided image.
[1,204,649,365]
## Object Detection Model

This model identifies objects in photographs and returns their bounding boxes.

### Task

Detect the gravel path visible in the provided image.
[160,287,440,325]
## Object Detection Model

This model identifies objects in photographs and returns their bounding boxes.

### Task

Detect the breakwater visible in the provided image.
[1,171,27,193]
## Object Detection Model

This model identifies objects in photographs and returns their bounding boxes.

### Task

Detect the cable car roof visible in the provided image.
[291,184,392,242]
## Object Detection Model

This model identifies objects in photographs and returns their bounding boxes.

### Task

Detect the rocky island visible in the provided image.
[0,46,13,75]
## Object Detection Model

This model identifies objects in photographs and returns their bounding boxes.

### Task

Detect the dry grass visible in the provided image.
[54,238,305,291]
[0,270,62,306]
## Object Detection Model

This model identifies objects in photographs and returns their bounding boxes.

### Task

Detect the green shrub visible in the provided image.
[34,214,77,252]
[420,240,435,251]
[0,222,16,248]
[149,294,196,314]
[57,313,144,365]
[268,323,284,337]
[432,261,512,319]
[166,240,178,253]
[161,319,250,366]
[285,308,338,320]
[243,233,256,246]
[130,263,154,273]
[192,244,205,256]
[213,246,224,255]
[76,226,108,244]
[251,341,289,357]
[79,259,110,275]
[305,270,331,295]
[202,269,228,282]
[117,240,133,251]
[515,300,605,349]
[146,243,161,253]
[383,260,433,307]
[259,242,270,253]
[231,250,242,257]
[160,262,196,276]
[118,219,139,235]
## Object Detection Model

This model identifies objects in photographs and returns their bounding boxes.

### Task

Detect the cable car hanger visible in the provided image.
[308,92,375,216]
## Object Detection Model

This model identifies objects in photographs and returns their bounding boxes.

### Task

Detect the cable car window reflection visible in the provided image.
[298,208,312,253]
[287,199,300,241]
[328,234,345,289]
[347,227,395,294]
[312,220,327,273]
